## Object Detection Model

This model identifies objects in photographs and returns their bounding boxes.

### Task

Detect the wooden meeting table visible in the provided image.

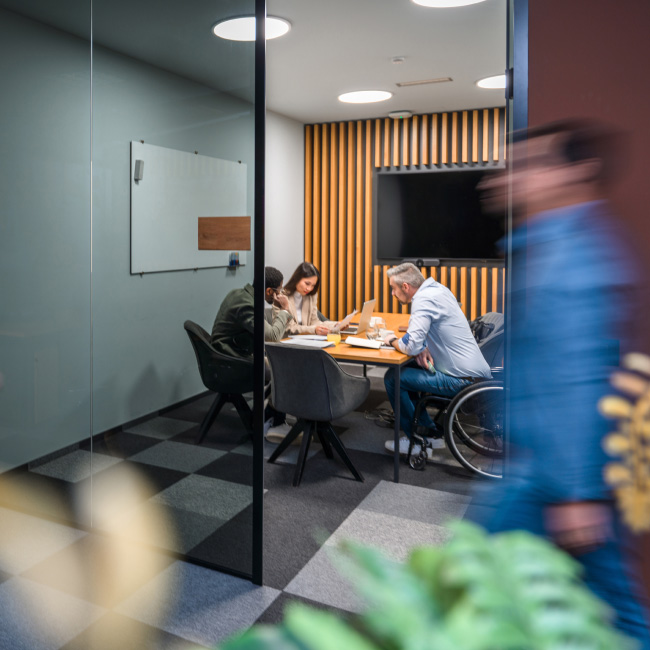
[326,311,411,482]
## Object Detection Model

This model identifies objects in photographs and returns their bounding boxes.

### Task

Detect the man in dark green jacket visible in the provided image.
[210,266,292,358]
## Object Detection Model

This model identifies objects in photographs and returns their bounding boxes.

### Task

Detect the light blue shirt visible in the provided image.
[397,278,491,379]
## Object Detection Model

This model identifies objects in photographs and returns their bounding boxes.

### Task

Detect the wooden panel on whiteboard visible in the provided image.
[441,113,448,164]
[198,217,251,250]
[305,125,313,261]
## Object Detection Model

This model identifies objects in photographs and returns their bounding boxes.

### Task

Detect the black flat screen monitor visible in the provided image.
[373,168,505,264]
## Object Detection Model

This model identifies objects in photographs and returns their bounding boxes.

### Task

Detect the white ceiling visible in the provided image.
[0,0,507,125]
[267,0,507,124]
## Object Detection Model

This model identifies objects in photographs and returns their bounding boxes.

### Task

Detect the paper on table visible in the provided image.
[345,336,381,350]
[288,334,328,340]
[280,338,334,348]
[336,309,358,331]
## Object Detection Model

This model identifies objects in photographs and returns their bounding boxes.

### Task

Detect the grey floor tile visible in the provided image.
[125,417,197,440]
[358,480,469,526]
[129,441,226,473]
[0,576,104,650]
[151,474,253,520]
[115,561,280,647]
[0,507,86,574]
[30,450,121,483]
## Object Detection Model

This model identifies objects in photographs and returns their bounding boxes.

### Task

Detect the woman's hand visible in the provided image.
[315,324,330,336]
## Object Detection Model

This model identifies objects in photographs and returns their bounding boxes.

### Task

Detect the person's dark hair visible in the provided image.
[264,266,284,291]
[515,118,624,186]
[283,262,321,296]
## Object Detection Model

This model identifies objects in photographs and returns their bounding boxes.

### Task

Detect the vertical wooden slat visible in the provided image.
[481,267,488,316]
[329,126,337,317]
[402,118,410,166]
[451,112,458,164]
[472,110,479,163]
[383,118,390,167]
[491,267,498,312]
[321,124,330,311]
[346,122,354,314]
[393,118,399,167]
[305,125,313,261]
[440,266,448,288]
[450,266,458,300]
[313,124,321,271]
[441,113,448,164]
[364,120,372,301]
[383,265,390,312]
[412,115,419,166]
[482,109,489,162]
[493,108,500,162]
[374,118,381,168]
[373,266,380,310]
[431,114,438,165]
[460,267,468,316]
[422,115,429,165]
[461,111,468,163]
[470,267,477,320]
[338,122,346,320]
[355,122,363,308]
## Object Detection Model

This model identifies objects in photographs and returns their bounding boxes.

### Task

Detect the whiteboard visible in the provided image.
[130,142,248,274]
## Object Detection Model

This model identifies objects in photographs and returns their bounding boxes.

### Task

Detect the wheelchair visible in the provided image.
[407,313,505,479]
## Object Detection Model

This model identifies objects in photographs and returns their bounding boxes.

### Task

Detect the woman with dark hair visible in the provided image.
[273,262,339,335]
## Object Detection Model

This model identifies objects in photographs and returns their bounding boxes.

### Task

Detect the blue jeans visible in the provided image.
[384,363,472,437]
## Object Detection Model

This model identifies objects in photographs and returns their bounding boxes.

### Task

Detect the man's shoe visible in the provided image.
[385,435,421,456]
[265,422,303,445]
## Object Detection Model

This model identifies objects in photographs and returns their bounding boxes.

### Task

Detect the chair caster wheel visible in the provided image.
[409,450,427,470]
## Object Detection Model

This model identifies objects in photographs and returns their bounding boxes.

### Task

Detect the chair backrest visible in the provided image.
[265,343,370,422]
[184,320,254,395]
[470,311,504,344]
[478,327,505,369]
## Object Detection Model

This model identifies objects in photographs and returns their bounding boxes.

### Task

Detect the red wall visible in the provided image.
[528,0,650,598]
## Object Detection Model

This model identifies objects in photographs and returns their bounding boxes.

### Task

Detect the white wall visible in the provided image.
[265,111,304,281]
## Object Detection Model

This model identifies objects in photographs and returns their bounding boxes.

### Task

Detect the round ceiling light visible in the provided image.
[212,16,290,41]
[338,90,393,104]
[412,0,488,7]
[477,74,506,89]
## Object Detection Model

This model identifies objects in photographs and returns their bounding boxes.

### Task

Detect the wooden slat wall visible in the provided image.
[304,107,507,320]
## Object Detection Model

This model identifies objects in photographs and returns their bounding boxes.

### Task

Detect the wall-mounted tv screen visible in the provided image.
[373,168,505,264]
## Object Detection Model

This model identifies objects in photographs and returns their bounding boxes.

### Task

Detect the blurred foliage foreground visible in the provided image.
[220,522,634,650]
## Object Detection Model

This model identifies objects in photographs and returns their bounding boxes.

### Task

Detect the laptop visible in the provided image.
[340,299,376,335]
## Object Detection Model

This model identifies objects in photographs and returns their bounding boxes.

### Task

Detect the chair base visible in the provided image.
[267,419,364,487]
[196,392,253,444]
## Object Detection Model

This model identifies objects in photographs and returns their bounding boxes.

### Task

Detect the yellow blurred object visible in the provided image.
[327,332,341,345]
[599,352,650,532]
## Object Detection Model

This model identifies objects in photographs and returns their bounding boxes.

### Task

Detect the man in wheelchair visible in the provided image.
[382,263,491,459]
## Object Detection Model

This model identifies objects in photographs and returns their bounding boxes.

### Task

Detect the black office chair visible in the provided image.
[265,342,369,486]
[183,320,254,444]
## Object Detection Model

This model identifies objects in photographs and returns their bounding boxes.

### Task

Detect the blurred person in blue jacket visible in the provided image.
[477,119,650,645]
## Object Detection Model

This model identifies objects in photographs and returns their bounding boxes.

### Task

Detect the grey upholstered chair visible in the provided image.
[184,320,254,444]
[265,342,370,486]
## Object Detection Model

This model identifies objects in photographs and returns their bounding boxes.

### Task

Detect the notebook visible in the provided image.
[340,299,376,335]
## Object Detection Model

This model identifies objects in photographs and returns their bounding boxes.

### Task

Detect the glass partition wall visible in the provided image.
[0,0,262,643]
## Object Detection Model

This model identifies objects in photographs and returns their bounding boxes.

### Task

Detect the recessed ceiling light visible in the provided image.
[212,16,290,41]
[477,74,506,89]
[338,90,393,104]
[412,0,488,7]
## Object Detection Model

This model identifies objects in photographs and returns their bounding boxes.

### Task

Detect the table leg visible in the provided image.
[394,363,400,483]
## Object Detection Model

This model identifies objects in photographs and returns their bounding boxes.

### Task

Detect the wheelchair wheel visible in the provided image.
[444,380,504,479]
